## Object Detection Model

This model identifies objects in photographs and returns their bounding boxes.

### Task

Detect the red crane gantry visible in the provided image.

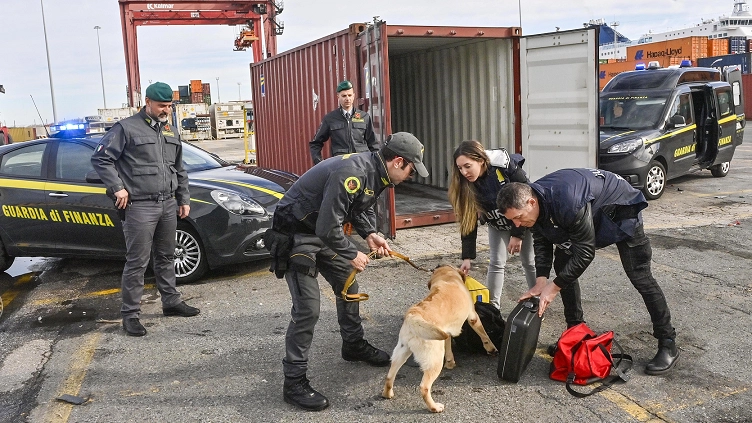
[118,0,282,107]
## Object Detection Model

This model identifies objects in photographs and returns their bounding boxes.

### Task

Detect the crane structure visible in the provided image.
[118,0,283,107]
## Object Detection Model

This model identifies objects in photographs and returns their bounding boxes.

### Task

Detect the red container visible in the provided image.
[202,82,211,95]
[191,92,204,103]
[250,24,364,177]
[249,23,596,236]
[742,73,752,119]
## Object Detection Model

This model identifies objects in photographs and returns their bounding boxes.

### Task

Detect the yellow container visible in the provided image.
[465,276,489,304]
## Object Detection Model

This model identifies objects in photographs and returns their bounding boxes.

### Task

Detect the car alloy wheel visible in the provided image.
[643,161,666,200]
[174,225,209,284]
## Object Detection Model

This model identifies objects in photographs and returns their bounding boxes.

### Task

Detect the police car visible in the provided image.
[0,132,297,283]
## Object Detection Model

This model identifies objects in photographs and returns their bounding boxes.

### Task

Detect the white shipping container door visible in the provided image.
[520,28,599,181]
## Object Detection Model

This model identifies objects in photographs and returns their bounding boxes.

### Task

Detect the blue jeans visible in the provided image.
[487,227,536,309]
[558,225,676,340]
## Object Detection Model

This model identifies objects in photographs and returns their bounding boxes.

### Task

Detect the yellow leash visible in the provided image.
[341,250,430,302]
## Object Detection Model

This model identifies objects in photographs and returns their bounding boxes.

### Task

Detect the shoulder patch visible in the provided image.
[344,176,361,194]
[340,153,354,160]
[496,169,506,183]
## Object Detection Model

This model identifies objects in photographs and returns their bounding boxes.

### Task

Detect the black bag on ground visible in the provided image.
[497,297,543,382]
[453,301,506,353]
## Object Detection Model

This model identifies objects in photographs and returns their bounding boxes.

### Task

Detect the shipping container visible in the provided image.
[8,127,36,142]
[742,73,752,120]
[202,82,211,95]
[708,38,730,57]
[190,79,203,94]
[98,107,138,123]
[250,22,599,236]
[729,36,747,54]
[174,103,211,141]
[178,85,190,97]
[697,53,751,75]
[626,36,708,64]
[191,92,204,103]
[210,103,245,139]
[172,90,180,101]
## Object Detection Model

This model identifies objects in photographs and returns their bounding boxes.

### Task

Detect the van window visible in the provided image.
[717,87,733,117]
[669,93,694,126]
[600,94,670,130]
[732,81,742,107]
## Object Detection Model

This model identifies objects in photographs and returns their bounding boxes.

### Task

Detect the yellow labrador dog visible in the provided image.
[382,264,498,413]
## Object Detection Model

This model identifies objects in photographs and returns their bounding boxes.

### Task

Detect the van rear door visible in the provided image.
[724,66,746,146]
[520,28,599,181]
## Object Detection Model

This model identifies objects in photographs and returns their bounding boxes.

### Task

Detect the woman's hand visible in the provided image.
[460,259,472,275]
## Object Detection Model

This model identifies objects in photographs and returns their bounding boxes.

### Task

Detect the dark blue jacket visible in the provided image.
[531,168,647,287]
[461,149,528,260]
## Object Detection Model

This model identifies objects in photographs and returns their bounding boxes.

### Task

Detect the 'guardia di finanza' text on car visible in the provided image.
[0,135,297,283]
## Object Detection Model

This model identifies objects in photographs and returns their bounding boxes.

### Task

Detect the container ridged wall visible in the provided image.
[251,26,361,176]
[389,39,515,188]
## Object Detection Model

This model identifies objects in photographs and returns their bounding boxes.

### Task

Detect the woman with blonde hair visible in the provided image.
[448,140,536,309]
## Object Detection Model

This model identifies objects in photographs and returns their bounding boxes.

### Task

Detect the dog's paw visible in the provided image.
[382,388,394,399]
[485,347,499,356]
[444,360,456,369]
[430,402,445,413]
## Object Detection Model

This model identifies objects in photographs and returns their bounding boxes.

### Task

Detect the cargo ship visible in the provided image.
[599,0,752,61]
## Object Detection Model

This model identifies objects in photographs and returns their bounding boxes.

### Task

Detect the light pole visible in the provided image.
[94,26,107,109]
[40,0,58,123]
[518,0,522,28]
[216,77,221,103]
[237,82,241,101]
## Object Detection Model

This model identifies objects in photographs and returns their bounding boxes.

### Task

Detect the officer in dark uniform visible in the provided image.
[497,168,679,375]
[268,132,429,411]
[91,82,200,337]
[309,80,379,165]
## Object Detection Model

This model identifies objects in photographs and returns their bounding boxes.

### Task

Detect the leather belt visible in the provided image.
[131,193,174,202]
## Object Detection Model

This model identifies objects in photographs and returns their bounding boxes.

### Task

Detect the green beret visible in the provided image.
[145,82,173,102]
[336,80,353,93]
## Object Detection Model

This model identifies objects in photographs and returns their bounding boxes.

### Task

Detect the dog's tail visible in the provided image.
[405,312,450,341]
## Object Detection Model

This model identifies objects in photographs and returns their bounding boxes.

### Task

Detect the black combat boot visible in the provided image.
[283,376,329,411]
[645,338,679,375]
[341,339,391,367]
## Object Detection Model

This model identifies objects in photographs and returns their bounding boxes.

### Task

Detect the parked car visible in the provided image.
[0,135,297,283]
[599,64,745,200]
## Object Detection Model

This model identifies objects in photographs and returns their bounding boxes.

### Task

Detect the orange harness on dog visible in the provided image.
[341,251,430,302]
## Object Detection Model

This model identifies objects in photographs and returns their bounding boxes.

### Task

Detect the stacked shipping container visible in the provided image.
[209,103,245,139]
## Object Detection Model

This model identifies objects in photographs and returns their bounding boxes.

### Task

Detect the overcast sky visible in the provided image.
[0,0,732,126]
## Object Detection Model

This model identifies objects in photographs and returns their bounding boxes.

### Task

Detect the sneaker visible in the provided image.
[341,339,390,367]
[163,301,200,317]
[283,376,330,411]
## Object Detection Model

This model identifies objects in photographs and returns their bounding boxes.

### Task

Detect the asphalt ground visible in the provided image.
[1,135,752,422]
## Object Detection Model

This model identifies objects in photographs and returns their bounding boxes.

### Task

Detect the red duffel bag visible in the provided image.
[549,323,632,397]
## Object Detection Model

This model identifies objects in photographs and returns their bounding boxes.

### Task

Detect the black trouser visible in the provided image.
[282,233,365,379]
[557,225,676,340]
